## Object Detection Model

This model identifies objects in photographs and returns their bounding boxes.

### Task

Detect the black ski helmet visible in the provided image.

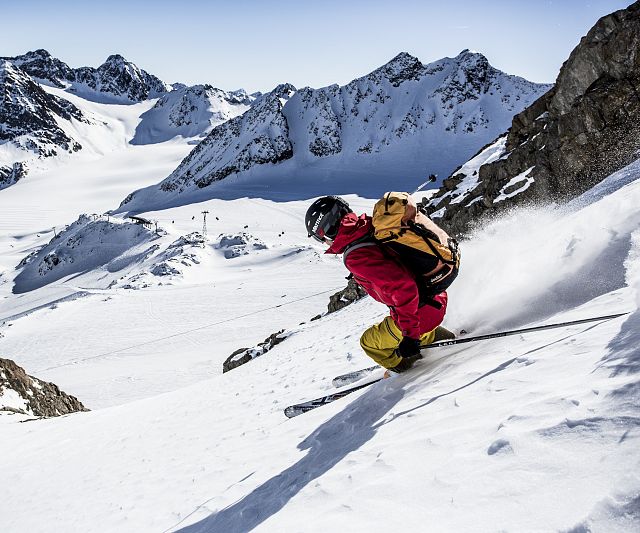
[305,196,352,242]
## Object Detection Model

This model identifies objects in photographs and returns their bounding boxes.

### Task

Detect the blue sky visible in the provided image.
[0,0,632,92]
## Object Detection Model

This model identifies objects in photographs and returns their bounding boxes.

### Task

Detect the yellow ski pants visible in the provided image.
[360,316,437,369]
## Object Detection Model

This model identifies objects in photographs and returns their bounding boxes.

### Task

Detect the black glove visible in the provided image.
[389,337,422,374]
[389,354,420,373]
[397,336,421,358]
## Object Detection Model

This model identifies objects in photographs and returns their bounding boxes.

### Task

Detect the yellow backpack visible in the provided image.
[371,191,460,296]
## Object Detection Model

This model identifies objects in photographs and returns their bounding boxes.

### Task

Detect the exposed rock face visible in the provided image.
[1,49,75,88]
[0,61,87,178]
[3,49,170,103]
[223,330,287,372]
[427,1,640,234]
[328,278,368,313]
[73,54,169,102]
[0,357,88,417]
[0,161,28,191]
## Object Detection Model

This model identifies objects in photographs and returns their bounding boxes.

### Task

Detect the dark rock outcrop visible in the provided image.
[0,61,88,183]
[328,278,368,313]
[0,161,28,191]
[223,330,287,372]
[3,49,170,102]
[428,1,640,234]
[73,54,169,102]
[1,49,75,88]
[0,358,88,417]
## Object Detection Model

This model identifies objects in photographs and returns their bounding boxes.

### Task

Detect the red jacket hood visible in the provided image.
[326,213,373,254]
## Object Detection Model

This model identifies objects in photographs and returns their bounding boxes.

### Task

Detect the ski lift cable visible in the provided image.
[36,286,346,372]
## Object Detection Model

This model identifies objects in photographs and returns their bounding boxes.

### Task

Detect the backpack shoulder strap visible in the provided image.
[342,235,378,267]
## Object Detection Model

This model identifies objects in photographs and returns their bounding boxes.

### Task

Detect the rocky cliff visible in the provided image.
[73,53,169,102]
[426,1,640,234]
[0,60,88,188]
[0,357,88,417]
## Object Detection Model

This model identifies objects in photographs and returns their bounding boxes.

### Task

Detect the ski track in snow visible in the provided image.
[0,85,639,532]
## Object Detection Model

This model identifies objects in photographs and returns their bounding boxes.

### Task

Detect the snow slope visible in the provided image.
[0,145,639,533]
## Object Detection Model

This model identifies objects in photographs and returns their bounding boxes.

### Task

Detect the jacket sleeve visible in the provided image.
[346,247,421,339]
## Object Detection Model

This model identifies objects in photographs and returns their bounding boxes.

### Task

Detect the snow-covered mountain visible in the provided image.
[72,53,169,103]
[0,51,251,190]
[0,60,89,189]
[3,49,170,103]
[133,82,296,197]
[131,84,257,145]
[2,49,76,88]
[118,51,551,211]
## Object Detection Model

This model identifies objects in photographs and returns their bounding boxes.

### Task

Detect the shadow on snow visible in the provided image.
[177,385,404,533]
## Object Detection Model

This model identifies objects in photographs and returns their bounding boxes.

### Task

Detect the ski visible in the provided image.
[330,311,628,388]
[284,374,387,418]
[331,365,380,387]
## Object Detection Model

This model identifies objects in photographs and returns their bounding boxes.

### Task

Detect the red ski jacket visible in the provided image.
[326,212,447,339]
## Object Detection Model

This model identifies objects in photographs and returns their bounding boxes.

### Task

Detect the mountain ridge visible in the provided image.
[118,50,551,210]
[3,49,170,103]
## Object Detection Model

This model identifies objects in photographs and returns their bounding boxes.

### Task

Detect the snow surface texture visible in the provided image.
[118,51,551,211]
[0,49,638,532]
[1,139,639,531]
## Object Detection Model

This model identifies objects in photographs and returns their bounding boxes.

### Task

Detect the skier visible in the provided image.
[305,196,454,374]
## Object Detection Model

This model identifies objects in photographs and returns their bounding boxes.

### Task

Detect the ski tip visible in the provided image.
[284,406,303,418]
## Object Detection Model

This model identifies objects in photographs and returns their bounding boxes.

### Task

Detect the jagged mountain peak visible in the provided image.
[96,53,146,76]
[227,88,256,105]
[368,52,425,86]
[72,53,169,102]
[1,49,75,88]
[99,54,145,73]
[272,83,297,99]
[454,48,486,60]
[23,48,52,59]
[448,49,491,73]
[104,53,127,63]
[3,49,169,103]
[386,51,422,67]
